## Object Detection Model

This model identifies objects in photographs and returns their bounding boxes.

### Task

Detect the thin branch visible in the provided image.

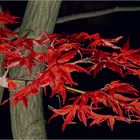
[65,86,86,94]
[56,6,140,24]
[48,105,55,110]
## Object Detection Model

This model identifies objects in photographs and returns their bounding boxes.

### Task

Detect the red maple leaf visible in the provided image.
[69,32,90,42]
[1,80,40,107]
[90,50,123,77]
[36,47,90,103]
[0,28,17,38]
[88,33,122,49]
[124,99,140,118]
[0,11,20,24]
[49,104,95,131]
[89,114,130,131]
[91,60,123,77]
[103,80,139,96]
[1,51,37,73]
[116,39,140,68]
[126,69,140,79]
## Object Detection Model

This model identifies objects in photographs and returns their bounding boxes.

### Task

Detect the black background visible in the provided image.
[1,1,140,139]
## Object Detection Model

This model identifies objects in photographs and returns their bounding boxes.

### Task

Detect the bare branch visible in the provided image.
[57,6,140,24]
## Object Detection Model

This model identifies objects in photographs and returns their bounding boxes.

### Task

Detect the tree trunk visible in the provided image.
[19,0,61,35]
[9,0,62,139]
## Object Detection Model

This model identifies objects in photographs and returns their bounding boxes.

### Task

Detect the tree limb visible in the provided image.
[57,6,140,24]
[9,0,62,139]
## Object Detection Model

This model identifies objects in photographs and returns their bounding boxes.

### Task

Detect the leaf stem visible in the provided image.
[65,86,86,94]
[72,57,93,64]
[48,105,55,110]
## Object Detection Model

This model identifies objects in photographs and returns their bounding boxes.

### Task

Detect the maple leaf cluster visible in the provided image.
[1,10,140,131]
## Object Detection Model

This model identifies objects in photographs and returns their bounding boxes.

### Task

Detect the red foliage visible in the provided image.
[0,10,20,24]
[1,10,140,131]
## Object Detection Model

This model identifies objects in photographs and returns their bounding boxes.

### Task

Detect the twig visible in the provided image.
[72,57,93,64]
[48,105,55,110]
[65,86,86,94]
[56,6,140,24]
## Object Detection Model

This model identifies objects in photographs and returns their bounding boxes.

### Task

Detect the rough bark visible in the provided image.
[19,0,61,35]
[9,0,62,139]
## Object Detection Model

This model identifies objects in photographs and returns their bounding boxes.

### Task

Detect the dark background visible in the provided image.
[1,1,140,139]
